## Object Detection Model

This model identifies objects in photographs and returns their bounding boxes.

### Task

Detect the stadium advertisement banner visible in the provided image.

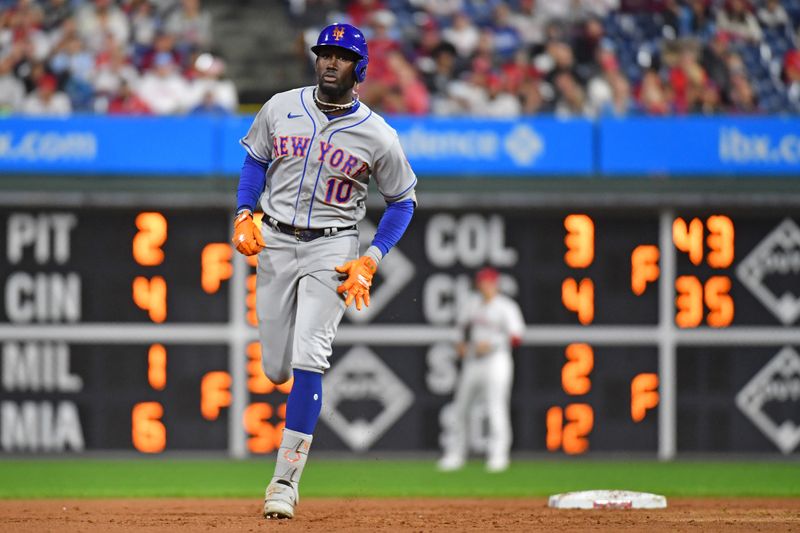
[3,116,800,177]
[386,117,594,176]
[0,116,218,175]
[600,117,800,176]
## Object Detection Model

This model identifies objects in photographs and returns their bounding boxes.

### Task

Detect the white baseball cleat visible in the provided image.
[263,480,297,519]
[436,454,465,472]
[486,457,509,473]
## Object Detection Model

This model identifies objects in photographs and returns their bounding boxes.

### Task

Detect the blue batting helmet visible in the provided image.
[311,23,369,83]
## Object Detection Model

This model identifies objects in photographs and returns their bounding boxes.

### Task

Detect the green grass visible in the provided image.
[1,459,798,499]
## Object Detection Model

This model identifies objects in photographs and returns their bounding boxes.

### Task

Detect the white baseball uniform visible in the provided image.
[442,292,525,469]
[240,86,417,382]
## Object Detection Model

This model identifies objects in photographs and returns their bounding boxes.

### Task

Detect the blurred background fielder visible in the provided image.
[438,267,525,473]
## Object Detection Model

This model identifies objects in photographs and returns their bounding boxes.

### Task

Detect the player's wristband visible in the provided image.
[363,245,383,265]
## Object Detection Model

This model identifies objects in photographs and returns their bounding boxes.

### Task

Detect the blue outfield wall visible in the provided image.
[0,115,798,177]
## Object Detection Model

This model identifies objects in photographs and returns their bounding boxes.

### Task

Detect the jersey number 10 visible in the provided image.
[324,178,353,204]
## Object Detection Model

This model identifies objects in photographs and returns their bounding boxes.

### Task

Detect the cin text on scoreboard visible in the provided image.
[0,205,798,457]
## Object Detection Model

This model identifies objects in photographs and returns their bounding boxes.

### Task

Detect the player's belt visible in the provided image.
[268,217,357,242]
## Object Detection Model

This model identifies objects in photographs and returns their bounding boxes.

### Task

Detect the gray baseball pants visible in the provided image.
[256,223,359,383]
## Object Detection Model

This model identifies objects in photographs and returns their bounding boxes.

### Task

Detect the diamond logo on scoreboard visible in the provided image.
[735,346,800,454]
[736,218,800,325]
[321,346,414,451]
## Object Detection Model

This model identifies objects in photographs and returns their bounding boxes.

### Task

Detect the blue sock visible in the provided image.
[284,369,323,435]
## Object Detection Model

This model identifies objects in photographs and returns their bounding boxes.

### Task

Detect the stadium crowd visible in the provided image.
[298,0,800,116]
[0,0,236,115]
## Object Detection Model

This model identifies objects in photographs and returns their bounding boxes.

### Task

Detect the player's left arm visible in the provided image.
[336,136,417,310]
[507,300,525,349]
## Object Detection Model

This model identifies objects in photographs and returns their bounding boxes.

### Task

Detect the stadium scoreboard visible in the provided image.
[1,205,799,457]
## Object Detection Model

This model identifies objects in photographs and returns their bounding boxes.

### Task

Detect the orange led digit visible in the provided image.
[147,343,167,391]
[200,371,231,420]
[243,403,281,453]
[706,215,734,269]
[247,274,258,327]
[562,403,593,455]
[562,343,593,395]
[675,275,703,328]
[201,243,233,294]
[562,278,594,325]
[132,402,166,453]
[132,276,167,323]
[564,214,594,268]
[631,245,660,296]
[705,276,734,327]
[631,373,659,422]
[247,342,273,394]
[133,212,167,266]
[673,217,703,265]
[545,406,563,451]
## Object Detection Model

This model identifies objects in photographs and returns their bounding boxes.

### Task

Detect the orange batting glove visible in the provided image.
[231,210,265,256]
[335,256,377,311]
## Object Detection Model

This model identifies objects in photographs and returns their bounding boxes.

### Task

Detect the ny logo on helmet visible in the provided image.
[333,27,345,40]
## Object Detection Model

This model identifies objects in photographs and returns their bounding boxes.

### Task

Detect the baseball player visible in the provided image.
[231,23,417,519]
[438,267,524,473]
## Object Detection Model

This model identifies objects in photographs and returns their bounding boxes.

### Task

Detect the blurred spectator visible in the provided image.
[20,74,71,115]
[442,11,480,59]
[637,69,670,114]
[518,78,548,114]
[578,0,620,20]
[489,3,521,61]
[715,0,762,43]
[554,71,590,117]
[507,0,547,48]
[667,44,707,114]
[410,19,444,74]
[702,32,732,94]
[728,72,759,113]
[107,80,151,114]
[573,18,605,80]
[347,0,385,27]
[130,0,159,54]
[42,0,72,31]
[409,0,463,19]
[683,0,715,37]
[501,48,537,94]
[164,0,212,54]
[691,81,722,115]
[76,0,130,51]
[136,53,189,114]
[424,42,460,95]
[484,73,520,117]
[587,52,618,116]
[93,44,140,97]
[187,53,238,113]
[786,50,800,111]
[139,32,182,71]
[0,55,25,113]
[536,40,577,84]
[469,29,497,74]
[757,0,790,31]
[190,90,229,114]
[379,50,430,115]
[535,0,572,25]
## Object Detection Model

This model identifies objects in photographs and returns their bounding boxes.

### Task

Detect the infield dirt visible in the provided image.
[2,498,799,532]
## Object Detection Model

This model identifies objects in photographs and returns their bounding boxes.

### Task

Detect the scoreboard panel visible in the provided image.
[1,205,799,457]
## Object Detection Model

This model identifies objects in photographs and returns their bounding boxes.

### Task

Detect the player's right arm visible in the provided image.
[232,101,273,256]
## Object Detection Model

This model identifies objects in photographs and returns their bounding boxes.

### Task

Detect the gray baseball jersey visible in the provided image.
[240,86,417,229]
